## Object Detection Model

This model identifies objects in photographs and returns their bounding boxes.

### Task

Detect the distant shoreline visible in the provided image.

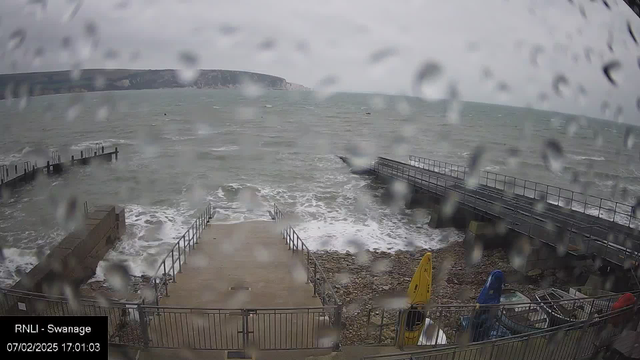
[0,69,310,100]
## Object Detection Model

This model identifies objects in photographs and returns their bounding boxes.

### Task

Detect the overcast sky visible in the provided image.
[0,0,639,121]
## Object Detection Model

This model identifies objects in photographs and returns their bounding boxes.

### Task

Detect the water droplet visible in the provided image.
[63,282,80,311]
[505,147,521,169]
[62,0,82,23]
[176,51,200,85]
[412,61,445,100]
[628,21,638,45]
[584,47,593,63]
[104,262,131,293]
[390,180,409,204]
[466,145,485,189]
[8,28,26,51]
[66,95,83,122]
[256,37,276,62]
[95,293,111,308]
[32,46,45,66]
[84,20,98,39]
[547,329,566,349]
[129,50,140,62]
[446,83,461,124]
[25,0,47,20]
[69,62,82,81]
[537,92,549,109]
[552,74,570,97]
[95,105,109,121]
[240,77,264,99]
[18,83,29,111]
[566,117,579,137]
[602,60,622,86]
[613,105,623,122]
[289,260,307,284]
[495,81,510,101]
[509,237,531,271]
[395,98,411,115]
[314,75,339,101]
[335,272,351,285]
[542,139,564,174]
[140,286,156,303]
[529,45,544,66]
[576,85,587,105]
[601,101,611,117]
[482,67,494,81]
[373,292,409,309]
[371,259,391,274]
[190,253,209,268]
[624,127,635,149]
[578,4,587,18]
[93,74,105,90]
[442,192,460,219]
[468,241,483,265]
[369,47,397,64]
[534,194,547,212]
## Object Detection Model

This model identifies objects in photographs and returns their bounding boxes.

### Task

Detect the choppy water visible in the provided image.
[0,89,638,287]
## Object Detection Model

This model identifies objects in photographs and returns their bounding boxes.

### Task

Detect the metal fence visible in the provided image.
[365,291,640,348]
[362,301,640,360]
[0,287,145,346]
[372,157,640,267]
[408,155,639,230]
[145,204,215,306]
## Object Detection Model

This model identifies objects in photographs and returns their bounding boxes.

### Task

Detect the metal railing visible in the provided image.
[362,300,640,360]
[409,155,639,230]
[0,287,145,346]
[365,290,640,348]
[371,157,640,267]
[145,204,214,306]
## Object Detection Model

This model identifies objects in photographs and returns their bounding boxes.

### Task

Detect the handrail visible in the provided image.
[273,204,341,307]
[145,204,214,305]
[371,158,640,266]
[409,155,638,229]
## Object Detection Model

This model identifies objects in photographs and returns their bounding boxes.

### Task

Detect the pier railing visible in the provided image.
[362,299,640,360]
[373,157,640,267]
[409,155,638,229]
[145,204,214,306]
[365,290,639,347]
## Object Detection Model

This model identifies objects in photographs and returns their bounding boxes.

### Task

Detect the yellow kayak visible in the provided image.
[398,252,432,346]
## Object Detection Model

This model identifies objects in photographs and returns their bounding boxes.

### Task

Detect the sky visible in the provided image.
[0,0,639,121]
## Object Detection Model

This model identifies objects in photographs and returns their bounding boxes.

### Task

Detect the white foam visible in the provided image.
[0,248,39,288]
[210,146,239,152]
[567,154,605,161]
[70,139,134,151]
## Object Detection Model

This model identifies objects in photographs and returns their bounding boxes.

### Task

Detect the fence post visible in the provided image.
[138,305,150,348]
[333,304,342,352]
[312,262,318,297]
[178,243,182,273]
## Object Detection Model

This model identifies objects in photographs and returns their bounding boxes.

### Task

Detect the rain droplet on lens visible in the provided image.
[446,83,462,124]
[576,84,587,105]
[32,46,45,66]
[240,77,264,98]
[6,82,15,105]
[442,192,460,219]
[602,60,622,86]
[66,96,83,122]
[529,45,544,67]
[129,50,140,62]
[257,37,276,62]
[96,105,109,121]
[369,47,397,64]
[84,20,98,38]
[537,92,549,108]
[629,21,638,45]
[506,147,521,168]
[601,101,611,117]
[495,81,510,100]
[373,292,409,309]
[534,194,547,212]
[8,28,26,51]
[372,259,391,274]
[219,24,238,36]
[176,51,200,85]
[93,74,105,90]
[552,74,570,97]
[468,241,483,265]
[566,117,579,137]
[412,61,445,100]
[509,236,531,271]
[69,62,82,81]
[104,262,131,293]
[613,105,623,122]
[25,0,47,19]
[18,83,29,111]
[62,0,82,23]
[584,47,593,63]
[466,145,486,188]
[314,75,339,101]
[542,139,564,174]
[624,127,635,149]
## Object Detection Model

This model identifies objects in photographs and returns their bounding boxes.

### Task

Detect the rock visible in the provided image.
[527,269,542,277]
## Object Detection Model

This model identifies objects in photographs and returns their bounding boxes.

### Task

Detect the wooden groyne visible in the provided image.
[0,146,119,194]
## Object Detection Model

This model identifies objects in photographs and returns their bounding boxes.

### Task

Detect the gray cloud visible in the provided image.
[0,0,639,121]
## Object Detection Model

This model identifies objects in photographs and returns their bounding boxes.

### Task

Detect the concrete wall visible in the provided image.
[11,205,125,294]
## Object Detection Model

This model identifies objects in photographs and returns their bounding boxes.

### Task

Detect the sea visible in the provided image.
[1,88,638,287]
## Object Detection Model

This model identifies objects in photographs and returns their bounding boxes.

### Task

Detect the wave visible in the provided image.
[71,139,134,151]
[210,146,239,152]
[567,154,605,161]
